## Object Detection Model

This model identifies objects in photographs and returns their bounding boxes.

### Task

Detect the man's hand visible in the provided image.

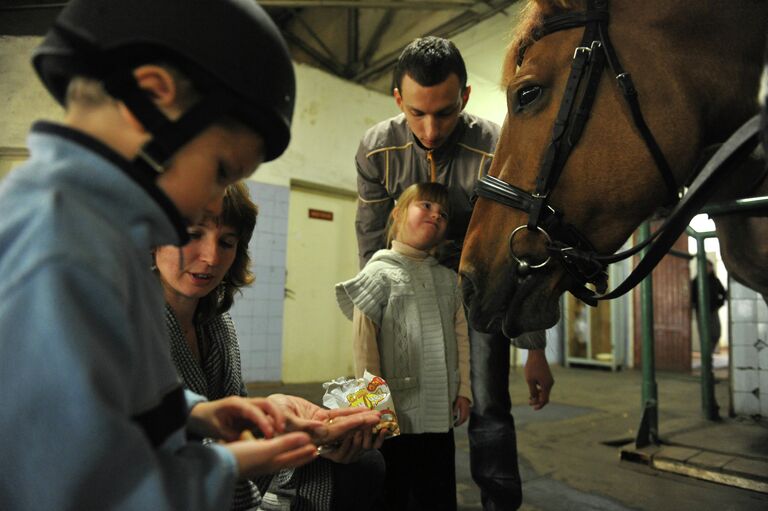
[189,396,286,441]
[524,349,554,410]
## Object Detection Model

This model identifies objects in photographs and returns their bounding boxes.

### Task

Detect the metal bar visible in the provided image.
[347,7,359,75]
[686,226,720,421]
[636,220,659,448]
[0,0,476,10]
[700,195,768,216]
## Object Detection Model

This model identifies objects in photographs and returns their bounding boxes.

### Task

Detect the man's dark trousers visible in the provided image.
[468,328,522,510]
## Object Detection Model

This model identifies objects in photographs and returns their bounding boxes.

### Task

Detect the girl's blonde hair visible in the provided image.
[386,182,451,248]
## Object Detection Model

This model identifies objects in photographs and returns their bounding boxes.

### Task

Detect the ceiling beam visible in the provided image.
[281,30,345,76]
[259,1,476,9]
[360,10,394,66]
[0,0,476,11]
[346,8,359,77]
[352,0,518,83]
[292,14,345,71]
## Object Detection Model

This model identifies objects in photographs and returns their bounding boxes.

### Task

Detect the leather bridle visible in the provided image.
[474,0,761,305]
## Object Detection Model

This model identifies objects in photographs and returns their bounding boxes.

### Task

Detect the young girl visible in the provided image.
[336,182,471,511]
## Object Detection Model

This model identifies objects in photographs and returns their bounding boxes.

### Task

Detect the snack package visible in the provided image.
[322,370,400,437]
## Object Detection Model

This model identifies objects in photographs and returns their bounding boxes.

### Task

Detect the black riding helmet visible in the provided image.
[33,0,295,165]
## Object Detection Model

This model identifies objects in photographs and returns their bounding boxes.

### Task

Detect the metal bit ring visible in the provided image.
[508,225,552,271]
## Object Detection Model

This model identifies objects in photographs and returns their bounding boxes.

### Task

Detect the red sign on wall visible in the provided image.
[308,209,333,221]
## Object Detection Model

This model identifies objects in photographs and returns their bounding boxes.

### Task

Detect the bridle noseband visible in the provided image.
[475,0,682,305]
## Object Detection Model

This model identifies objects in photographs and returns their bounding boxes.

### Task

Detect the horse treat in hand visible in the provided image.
[322,370,400,437]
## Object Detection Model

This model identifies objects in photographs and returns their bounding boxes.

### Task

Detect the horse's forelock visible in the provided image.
[503,0,585,87]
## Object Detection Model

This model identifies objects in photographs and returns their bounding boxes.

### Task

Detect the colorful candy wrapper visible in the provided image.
[322,370,400,437]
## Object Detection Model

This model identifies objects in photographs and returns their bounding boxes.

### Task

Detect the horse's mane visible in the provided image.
[503,0,584,87]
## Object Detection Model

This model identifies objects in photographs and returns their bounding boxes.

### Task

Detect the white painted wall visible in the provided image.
[255,63,396,189]
[0,23,516,186]
[0,36,396,193]
[0,36,63,147]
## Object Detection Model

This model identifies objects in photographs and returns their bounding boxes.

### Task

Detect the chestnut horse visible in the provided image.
[460,0,768,337]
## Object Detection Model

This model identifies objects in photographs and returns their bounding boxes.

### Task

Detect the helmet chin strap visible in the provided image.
[103,67,236,175]
[102,68,238,245]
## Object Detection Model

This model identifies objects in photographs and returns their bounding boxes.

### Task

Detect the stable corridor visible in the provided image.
[248,365,768,510]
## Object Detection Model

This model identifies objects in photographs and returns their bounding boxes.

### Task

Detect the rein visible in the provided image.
[475,0,761,305]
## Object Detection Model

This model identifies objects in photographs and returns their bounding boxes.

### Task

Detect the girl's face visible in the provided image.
[155,202,239,302]
[397,199,449,250]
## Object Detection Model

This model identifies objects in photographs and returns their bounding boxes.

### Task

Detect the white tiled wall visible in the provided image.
[729,279,768,417]
[230,182,290,382]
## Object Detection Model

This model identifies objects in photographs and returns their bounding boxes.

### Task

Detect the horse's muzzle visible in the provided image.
[459,269,506,334]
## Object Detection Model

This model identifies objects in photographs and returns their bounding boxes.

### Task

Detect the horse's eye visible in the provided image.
[516,85,542,111]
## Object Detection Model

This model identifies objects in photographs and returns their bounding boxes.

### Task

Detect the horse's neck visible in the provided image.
[614,0,768,143]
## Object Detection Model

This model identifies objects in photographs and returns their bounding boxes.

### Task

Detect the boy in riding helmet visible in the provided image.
[0,1,378,509]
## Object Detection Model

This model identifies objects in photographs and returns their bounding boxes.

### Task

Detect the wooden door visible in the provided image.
[633,223,692,371]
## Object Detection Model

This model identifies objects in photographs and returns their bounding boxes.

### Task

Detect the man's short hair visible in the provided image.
[393,36,468,91]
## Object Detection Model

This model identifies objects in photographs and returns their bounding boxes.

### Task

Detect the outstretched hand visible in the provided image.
[524,349,554,410]
[188,396,286,441]
[267,393,381,447]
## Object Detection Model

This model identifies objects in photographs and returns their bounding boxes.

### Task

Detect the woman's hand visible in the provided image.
[453,396,470,427]
[188,396,286,441]
[320,428,387,464]
[267,394,381,447]
[226,432,317,478]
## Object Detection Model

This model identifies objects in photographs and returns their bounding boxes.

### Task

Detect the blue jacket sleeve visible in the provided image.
[0,261,237,511]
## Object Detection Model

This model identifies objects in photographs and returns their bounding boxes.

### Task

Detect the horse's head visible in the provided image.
[460,0,767,337]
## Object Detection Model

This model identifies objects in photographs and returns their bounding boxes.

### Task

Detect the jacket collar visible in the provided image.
[407,112,468,163]
[31,121,188,245]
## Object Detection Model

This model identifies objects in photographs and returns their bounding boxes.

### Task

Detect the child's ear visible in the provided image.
[117,65,183,132]
[133,65,179,111]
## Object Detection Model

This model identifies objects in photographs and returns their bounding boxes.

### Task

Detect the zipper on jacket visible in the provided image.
[426,150,437,182]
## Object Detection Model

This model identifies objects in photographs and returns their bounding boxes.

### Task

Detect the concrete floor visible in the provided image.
[248,365,768,511]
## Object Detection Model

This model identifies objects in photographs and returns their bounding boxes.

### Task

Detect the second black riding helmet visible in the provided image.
[33,0,295,163]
